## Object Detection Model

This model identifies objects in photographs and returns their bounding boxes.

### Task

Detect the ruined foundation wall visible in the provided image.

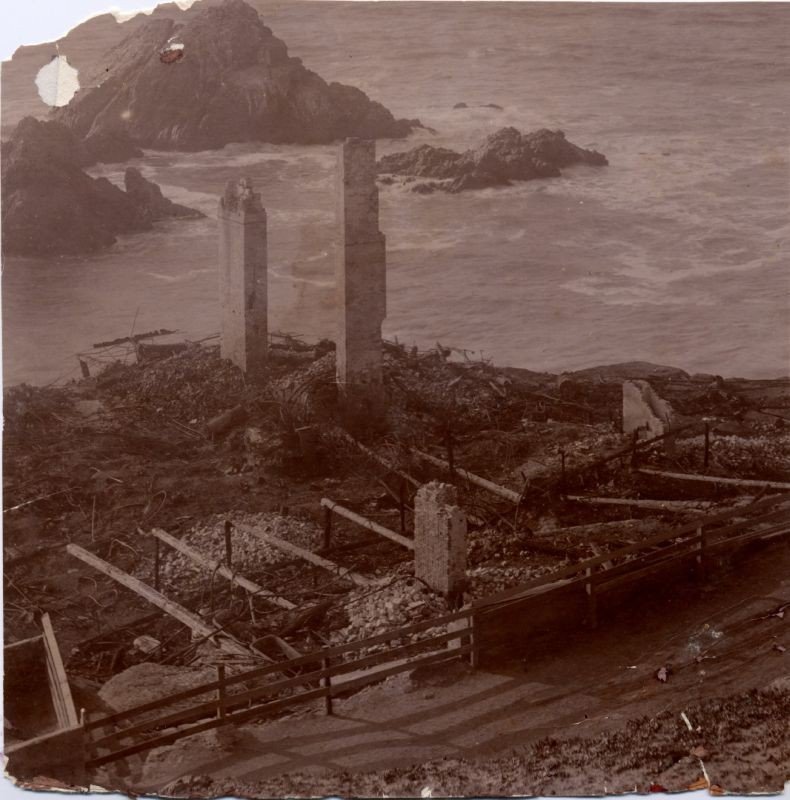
[414,481,467,595]
[219,178,268,374]
[335,139,386,406]
[623,379,674,438]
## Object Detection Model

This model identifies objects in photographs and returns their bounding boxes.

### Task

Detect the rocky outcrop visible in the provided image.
[83,130,144,165]
[1,117,202,256]
[378,127,607,193]
[123,167,203,223]
[54,0,422,151]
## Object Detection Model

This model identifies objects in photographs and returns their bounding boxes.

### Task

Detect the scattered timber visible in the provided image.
[566,496,712,513]
[66,544,252,657]
[148,528,295,610]
[232,522,374,587]
[321,499,414,550]
[413,449,522,504]
[637,468,790,491]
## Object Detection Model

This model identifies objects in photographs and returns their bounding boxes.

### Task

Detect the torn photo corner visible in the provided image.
[2,0,789,797]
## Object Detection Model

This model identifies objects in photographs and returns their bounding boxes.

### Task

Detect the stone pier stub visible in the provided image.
[218,177,267,374]
[622,380,674,438]
[335,138,386,411]
[414,481,467,596]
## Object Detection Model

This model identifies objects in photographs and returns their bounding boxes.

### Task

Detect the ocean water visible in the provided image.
[3,2,790,385]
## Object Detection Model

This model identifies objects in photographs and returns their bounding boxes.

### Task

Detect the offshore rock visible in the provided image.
[124,167,205,222]
[1,117,201,256]
[378,127,607,193]
[55,0,422,151]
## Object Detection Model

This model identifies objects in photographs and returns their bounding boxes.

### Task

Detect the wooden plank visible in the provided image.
[334,429,421,488]
[413,449,522,504]
[637,468,790,491]
[566,495,711,513]
[85,604,475,731]
[66,544,250,657]
[88,645,471,767]
[232,522,373,587]
[149,528,295,610]
[92,627,468,748]
[41,613,79,728]
[321,499,414,550]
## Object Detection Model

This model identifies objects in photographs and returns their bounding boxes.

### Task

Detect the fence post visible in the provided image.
[224,520,233,568]
[703,422,711,471]
[322,658,333,716]
[630,430,640,469]
[323,505,332,551]
[560,450,566,497]
[399,479,407,534]
[586,567,598,629]
[696,526,706,583]
[469,612,479,669]
[216,664,226,720]
[154,536,160,592]
[446,426,455,479]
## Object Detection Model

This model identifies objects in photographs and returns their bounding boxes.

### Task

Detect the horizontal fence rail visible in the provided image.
[83,491,789,768]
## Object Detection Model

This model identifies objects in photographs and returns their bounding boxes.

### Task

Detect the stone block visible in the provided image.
[414,481,467,595]
[623,379,673,438]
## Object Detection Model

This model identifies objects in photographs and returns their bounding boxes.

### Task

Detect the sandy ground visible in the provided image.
[129,538,789,797]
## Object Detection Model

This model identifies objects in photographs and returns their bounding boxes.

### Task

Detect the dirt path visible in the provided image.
[132,539,789,795]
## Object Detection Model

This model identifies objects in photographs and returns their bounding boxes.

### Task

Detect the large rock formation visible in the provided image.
[378,127,607,193]
[1,117,203,257]
[54,0,422,151]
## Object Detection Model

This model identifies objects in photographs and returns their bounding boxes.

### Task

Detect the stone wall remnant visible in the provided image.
[335,138,387,414]
[414,481,467,596]
[623,380,674,438]
[218,177,268,374]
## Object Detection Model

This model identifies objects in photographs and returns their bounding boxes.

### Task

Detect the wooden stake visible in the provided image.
[216,664,227,719]
[323,505,332,551]
[154,536,161,592]
[224,520,233,568]
[703,423,711,470]
[696,526,706,583]
[399,479,407,534]
[586,567,598,629]
[323,657,333,716]
[448,429,455,478]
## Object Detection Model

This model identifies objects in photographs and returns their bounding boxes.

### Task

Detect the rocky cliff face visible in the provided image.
[1,118,203,257]
[378,127,607,193]
[55,0,421,151]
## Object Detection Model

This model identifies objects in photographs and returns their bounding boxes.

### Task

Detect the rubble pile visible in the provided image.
[643,432,790,480]
[383,345,552,438]
[97,345,247,424]
[158,512,323,589]
[330,577,449,651]
[467,563,557,599]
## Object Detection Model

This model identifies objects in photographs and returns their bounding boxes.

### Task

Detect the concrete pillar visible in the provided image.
[218,177,267,374]
[335,138,386,412]
[414,481,467,596]
[622,380,674,438]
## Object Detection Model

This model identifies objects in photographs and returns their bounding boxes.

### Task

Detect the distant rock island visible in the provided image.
[54,0,423,151]
[2,118,203,257]
[378,127,608,193]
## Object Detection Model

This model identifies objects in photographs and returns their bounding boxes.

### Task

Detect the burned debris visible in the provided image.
[3,139,789,792]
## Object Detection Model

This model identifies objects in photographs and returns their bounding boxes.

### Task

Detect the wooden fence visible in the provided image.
[82,490,789,769]
[84,607,476,768]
